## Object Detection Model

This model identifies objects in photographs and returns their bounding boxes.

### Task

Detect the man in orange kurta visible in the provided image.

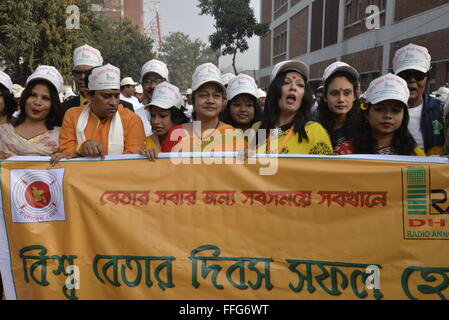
[58,64,145,159]
[59,104,145,155]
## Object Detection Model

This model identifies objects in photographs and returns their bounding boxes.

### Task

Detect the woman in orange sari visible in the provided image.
[162,63,241,153]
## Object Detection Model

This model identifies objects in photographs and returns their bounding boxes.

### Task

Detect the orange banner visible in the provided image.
[1,154,449,300]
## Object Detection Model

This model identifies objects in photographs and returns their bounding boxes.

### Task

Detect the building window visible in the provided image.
[274,0,288,12]
[380,0,386,10]
[355,0,361,21]
[346,1,352,26]
[273,31,287,58]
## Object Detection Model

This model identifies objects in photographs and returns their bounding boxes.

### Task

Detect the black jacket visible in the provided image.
[421,93,444,155]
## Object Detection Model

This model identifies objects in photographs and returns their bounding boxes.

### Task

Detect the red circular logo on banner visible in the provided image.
[25,181,51,209]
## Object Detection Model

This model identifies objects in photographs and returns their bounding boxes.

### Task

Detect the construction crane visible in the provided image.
[144,0,163,50]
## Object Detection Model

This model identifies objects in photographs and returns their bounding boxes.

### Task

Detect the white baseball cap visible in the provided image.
[149,82,182,110]
[393,43,431,75]
[26,65,64,94]
[322,61,359,83]
[186,88,193,95]
[271,60,309,82]
[73,44,103,67]
[0,71,13,93]
[258,88,267,99]
[135,84,143,94]
[221,73,236,86]
[226,74,259,101]
[120,77,138,87]
[88,64,121,91]
[141,59,169,81]
[192,62,225,93]
[365,73,410,107]
[12,84,24,98]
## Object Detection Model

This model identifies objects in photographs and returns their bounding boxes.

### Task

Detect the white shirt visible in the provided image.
[407,104,424,150]
[184,104,193,121]
[135,106,152,137]
[120,93,142,111]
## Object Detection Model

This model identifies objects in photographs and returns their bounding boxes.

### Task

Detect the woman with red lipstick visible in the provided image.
[141,82,189,161]
[354,73,425,156]
[0,66,63,159]
[317,62,360,155]
[256,60,332,155]
[220,74,263,131]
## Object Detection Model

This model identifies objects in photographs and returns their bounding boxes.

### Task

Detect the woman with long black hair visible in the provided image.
[220,74,263,131]
[317,62,360,155]
[0,66,64,159]
[354,73,424,156]
[256,60,332,155]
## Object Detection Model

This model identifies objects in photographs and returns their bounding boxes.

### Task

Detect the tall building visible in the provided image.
[90,0,144,34]
[259,0,449,92]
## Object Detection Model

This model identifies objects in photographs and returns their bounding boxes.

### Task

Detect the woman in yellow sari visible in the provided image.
[162,63,242,153]
[256,60,332,155]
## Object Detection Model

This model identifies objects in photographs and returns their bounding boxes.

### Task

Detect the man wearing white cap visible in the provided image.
[393,43,444,155]
[11,84,24,105]
[141,59,169,104]
[136,59,169,136]
[184,88,194,120]
[63,44,135,115]
[135,84,144,104]
[59,64,145,159]
[119,76,140,110]
[220,73,236,111]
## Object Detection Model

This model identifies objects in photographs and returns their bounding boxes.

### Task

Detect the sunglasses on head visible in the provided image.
[398,70,427,81]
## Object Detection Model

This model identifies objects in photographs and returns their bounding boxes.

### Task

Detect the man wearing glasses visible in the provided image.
[393,43,445,156]
[135,59,169,136]
[62,44,134,116]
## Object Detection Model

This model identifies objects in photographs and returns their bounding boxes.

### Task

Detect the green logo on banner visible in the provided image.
[406,167,427,216]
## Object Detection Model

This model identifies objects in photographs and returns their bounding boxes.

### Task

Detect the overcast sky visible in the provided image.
[150,0,261,73]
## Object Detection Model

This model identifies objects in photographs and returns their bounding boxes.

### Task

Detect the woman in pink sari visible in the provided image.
[0,66,64,159]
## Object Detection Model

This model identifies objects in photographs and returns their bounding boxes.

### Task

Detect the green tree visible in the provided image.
[159,32,218,91]
[0,0,92,84]
[198,0,269,74]
[91,17,155,81]
[0,0,154,85]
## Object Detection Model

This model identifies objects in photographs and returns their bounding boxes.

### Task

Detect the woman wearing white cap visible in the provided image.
[0,66,64,159]
[162,63,239,153]
[220,74,263,131]
[354,74,425,156]
[0,71,18,125]
[141,82,190,161]
[317,62,360,154]
[256,60,332,155]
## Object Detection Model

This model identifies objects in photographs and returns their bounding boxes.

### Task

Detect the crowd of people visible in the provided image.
[1,42,449,299]
[0,42,448,164]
